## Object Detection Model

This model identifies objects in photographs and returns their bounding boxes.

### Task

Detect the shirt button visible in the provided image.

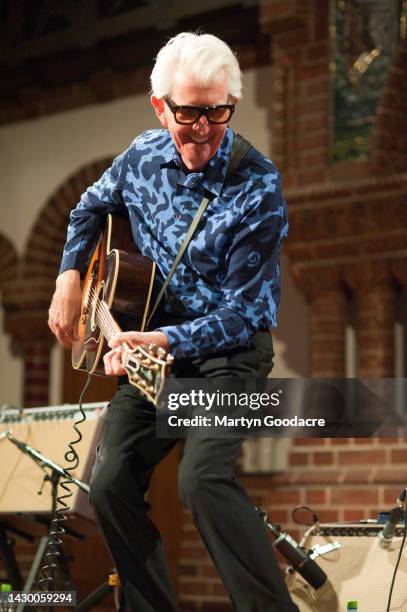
[174,213,181,220]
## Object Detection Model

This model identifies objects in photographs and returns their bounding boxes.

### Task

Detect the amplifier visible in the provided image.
[286,523,407,612]
[0,403,107,518]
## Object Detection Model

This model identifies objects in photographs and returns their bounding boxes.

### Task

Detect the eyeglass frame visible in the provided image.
[164,97,235,125]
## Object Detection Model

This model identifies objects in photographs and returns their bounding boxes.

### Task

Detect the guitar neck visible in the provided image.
[96,300,121,343]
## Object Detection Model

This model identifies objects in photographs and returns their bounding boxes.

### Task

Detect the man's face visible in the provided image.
[151,71,232,171]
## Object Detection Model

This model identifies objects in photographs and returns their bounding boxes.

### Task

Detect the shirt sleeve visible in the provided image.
[157,171,288,358]
[59,150,129,275]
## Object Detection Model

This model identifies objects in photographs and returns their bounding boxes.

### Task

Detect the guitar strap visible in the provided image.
[145,132,252,329]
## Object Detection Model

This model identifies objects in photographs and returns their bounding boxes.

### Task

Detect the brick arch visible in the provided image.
[24,156,114,281]
[5,156,114,406]
[0,233,18,291]
[0,232,19,337]
[371,35,407,173]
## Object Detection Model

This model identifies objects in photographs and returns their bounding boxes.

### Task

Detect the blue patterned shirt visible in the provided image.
[60,127,288,358]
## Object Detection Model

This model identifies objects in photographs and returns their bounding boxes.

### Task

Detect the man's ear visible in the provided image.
[151,95,168,128]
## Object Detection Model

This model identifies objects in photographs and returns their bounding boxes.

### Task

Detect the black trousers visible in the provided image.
[89,333,299,612]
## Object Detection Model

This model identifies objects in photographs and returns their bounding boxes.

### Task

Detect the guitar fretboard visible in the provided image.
[96,299,121,343]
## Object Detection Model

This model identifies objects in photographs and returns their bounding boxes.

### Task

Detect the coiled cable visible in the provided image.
[37,373,93,593]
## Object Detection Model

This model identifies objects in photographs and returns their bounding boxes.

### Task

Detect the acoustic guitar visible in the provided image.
[71,214,173,406]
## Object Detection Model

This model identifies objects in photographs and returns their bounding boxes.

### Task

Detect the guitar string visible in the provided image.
[86,289,168,378]
[84,285,122,339]
[80,287,165,401]
[87,287,129,354]
[85,286,151,359]
[85,288,162,394]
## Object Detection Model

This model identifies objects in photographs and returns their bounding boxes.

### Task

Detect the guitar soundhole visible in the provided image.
[90,281,105,332]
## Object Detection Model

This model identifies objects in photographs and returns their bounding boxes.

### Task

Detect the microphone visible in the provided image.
[6,433,46,464]
[268,523,327,589]
[378,488,407,549]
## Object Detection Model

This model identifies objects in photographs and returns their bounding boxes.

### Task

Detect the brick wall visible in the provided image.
[175,1,407,607]
[1,157,113,407]
[177,436,407,610]
[0,1,406,608]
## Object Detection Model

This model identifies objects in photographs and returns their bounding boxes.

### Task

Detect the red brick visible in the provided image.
[298,112,328,130]
[313,451,334,465]
[260,1,296,21]
[274,29,309,49]
[331,489,379,505]
[269,490,301,505]
[383,488,406,505]
[343,470,374,483]
[306,489,326,504]
[317,509,339,522]
[269,473,295,486]
[295,470,343,484]
[305,42,330,62]
[181,545,209,560]
[373,470,407,483]
[242,475,270,489]
[298,150,328,168]
[297,169,327,186]
[303,79,330,97]
[290,452,310,466]
[297,132,328,151]
[211,582,228,596]
[178,563,198,577]
[343,509,366,522]
[377,436,405,445]
[180,581,210,595]
[201,565,220,578]
[391,449,407,463]
[338,450,386,465]
[293,438,326,446]
[267,510,289,524]
[314,0,329,40]
[183,529,201,543]
[298,63,328,79]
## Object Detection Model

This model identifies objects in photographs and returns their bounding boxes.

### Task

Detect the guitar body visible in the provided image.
[72,214,156,376]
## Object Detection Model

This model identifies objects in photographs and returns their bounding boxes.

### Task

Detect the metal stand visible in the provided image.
[74,572,120,611]
[0,524,25,590]
[2,432,89,610]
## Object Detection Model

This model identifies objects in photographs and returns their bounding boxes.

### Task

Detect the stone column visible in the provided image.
[345,263,396,377]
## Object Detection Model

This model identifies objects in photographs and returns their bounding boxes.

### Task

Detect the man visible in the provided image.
[49,32,298,612]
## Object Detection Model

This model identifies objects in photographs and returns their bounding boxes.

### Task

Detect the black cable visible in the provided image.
[37,373,93,592]
[292,505,319,526]
[385,510,407,612]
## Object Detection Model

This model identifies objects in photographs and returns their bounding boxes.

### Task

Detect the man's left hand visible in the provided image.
[103,331,169,376]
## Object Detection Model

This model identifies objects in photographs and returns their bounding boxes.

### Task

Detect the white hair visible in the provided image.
[150,32,242,99]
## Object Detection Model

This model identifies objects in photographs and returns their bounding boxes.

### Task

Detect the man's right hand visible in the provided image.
[48,269,82,348]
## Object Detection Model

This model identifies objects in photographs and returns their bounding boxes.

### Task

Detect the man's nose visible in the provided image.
[193,114,210,132]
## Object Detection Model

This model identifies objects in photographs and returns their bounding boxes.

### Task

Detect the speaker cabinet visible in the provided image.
[286,523,407,612]
[0,403,105,518]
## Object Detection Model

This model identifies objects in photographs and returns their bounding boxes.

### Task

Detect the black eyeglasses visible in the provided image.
[164,97,235,125]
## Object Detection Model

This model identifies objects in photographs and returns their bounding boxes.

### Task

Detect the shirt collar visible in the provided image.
[160,127,234,197]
